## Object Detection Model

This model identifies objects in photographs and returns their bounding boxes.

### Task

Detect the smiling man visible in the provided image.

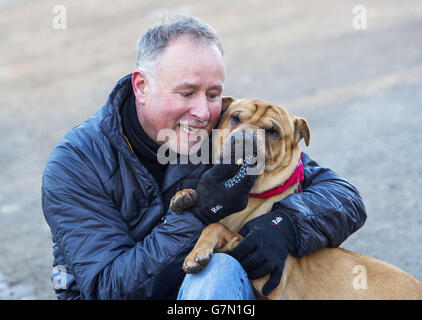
[41,15,366,300]
[132,35,225,155]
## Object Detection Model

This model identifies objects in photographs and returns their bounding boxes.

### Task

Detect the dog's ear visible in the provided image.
[294,117,310,147]
[222,96,235,113]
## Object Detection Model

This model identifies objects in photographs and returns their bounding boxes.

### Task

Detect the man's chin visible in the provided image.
[169,140,202,156]
[175,129,209,155]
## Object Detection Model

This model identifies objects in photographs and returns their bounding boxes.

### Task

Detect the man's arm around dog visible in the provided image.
[274,152,367,258]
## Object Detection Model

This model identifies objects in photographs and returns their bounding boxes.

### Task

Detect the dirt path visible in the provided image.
[1,0,421,299]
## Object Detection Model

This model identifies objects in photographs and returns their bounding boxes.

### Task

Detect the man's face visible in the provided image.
[133,36,226,155]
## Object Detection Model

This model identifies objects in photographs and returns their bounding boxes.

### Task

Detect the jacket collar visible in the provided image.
[100,74,134,159]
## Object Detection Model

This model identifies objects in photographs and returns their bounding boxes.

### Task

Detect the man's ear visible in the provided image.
[132,70,150,104]
[222,96,235,113]
[294,117,310,147]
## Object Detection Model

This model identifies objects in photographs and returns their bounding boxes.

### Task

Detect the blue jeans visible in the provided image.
[177,253,256,300]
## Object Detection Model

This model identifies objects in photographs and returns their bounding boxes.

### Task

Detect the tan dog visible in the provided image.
[170,97,422,300]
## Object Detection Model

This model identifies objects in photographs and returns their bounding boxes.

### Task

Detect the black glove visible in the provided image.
[191,161,256,225]
[228,209,297,296]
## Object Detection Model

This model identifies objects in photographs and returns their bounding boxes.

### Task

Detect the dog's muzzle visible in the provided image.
[221,129,265,174]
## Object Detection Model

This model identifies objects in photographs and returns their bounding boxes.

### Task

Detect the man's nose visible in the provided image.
[190,95,210,121]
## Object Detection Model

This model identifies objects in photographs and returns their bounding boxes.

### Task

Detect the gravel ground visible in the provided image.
[1,0,421,299]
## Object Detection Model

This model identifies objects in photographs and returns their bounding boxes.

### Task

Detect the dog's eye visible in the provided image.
[230,114,240,124]
[265,127,279,138]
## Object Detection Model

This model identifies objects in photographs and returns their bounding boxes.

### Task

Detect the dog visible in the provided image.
[170,97,422,299]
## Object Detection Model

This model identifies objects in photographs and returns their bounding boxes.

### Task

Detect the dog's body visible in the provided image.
[170,97,422,299]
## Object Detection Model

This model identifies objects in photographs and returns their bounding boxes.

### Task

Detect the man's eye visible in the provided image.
[207,93,220,101]
[180,92,193,98]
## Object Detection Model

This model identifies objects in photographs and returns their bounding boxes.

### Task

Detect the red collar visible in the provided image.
[249,153,304,199]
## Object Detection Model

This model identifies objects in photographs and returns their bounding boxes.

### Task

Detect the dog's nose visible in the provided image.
[230,130,254,144]
[230,130,257,161]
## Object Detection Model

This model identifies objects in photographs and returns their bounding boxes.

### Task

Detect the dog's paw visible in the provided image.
[182,247,213,274]
[169,189,198,213]
[217,234,243,252]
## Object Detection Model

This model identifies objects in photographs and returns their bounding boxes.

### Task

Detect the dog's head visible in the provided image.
[214,97,310,192]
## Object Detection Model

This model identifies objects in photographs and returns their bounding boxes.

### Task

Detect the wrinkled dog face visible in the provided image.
[214,97,310,173]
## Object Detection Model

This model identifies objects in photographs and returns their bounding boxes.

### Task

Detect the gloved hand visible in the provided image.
[228,209,297,296]
[191,160,256,225]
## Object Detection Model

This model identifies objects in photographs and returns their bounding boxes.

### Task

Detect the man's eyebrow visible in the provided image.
[208,84,223,91]
[173,82,199,90]
[173,82,223,91]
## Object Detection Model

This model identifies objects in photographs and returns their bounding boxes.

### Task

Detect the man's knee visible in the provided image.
[182,253,246,285]
[204,253,244,277]
[177,253,255,300]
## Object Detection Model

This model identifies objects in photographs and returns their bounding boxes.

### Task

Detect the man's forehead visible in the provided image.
[155,37,226,89]
[159,37,225,69]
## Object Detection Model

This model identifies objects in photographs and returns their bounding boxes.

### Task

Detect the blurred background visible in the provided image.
[0,0,421,299]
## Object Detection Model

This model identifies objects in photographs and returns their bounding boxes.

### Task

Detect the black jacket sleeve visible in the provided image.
[273,152,367,257]
[42,143,204,299]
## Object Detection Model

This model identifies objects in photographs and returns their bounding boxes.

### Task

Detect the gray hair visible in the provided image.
[135,15,224,89]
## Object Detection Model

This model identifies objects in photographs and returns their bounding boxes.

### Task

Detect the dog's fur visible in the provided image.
[170,97,422,299]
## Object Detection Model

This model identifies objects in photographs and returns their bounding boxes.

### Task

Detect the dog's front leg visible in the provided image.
[183,223,242,274]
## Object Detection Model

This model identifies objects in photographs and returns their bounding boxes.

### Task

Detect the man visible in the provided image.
[41,15,366,300]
